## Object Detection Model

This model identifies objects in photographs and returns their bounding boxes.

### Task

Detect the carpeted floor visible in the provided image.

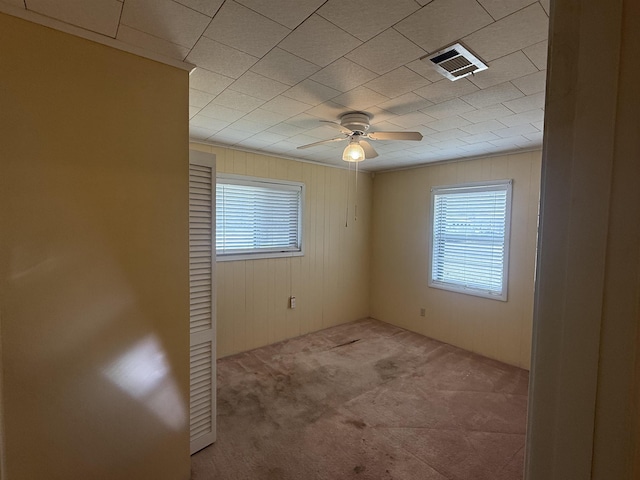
[191,318,529,480]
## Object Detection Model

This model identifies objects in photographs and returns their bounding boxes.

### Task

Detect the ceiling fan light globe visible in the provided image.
[342,143,365,162]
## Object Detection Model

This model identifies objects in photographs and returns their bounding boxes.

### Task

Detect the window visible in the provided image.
[216,174,304,261]
[429,180,512,300]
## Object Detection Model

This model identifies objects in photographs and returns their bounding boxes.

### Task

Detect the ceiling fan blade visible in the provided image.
[319,120,353,134]
[368,131,423,141]
[297,136,346,150]
[359,140,379,159]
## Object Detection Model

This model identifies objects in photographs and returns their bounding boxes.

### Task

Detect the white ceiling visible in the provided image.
[3,0,549,171]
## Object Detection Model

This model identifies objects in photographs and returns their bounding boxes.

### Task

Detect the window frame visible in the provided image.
[216,173,305,262]
[428,179,513,301]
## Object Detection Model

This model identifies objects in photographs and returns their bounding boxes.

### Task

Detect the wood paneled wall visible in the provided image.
[370,151,542,369]
[190,144,372,358]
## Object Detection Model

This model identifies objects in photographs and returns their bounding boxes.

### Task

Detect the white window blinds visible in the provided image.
[216,175,303,260]
[430,180,512,300]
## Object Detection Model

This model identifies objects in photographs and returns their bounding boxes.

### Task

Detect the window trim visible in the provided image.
[216,173,305,262]
[428,179,513,301]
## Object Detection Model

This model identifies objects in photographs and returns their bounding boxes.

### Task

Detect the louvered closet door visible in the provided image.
[189,150,216,455]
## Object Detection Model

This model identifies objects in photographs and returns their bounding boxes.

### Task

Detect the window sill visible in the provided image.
[428,281,507,302]
[216,250,304,262]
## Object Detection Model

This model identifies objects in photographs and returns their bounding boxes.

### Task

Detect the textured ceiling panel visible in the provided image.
[279,14,361,67]
[186,37,259,78]
[468,51,538,89]
[28,0,122,36]
[461,82,524,109]
[250,48,320,86]
[116,25,190,59]
[317,0,421,42]
[395,0,493,53]
[463,3,549,61]
[121,0,210,48]
[228,71,289,101]
[203,1,290,57]
[477,0,536,20]
[10,0,550,171]
[234,0,326,29]
[345,28,426,75]
[310,58,378,92]
[174,0,223,16]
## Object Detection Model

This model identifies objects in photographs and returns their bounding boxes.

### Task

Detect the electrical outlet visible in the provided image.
[289,296,296,309]
[420,307,426,317]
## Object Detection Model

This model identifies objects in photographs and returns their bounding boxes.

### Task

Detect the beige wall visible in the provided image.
[371,151,541,369]
[0,14,190,480]
[190,144,372,358]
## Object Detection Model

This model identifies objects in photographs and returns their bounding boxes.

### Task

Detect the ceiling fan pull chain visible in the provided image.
[355,160,358,222]
[345,159,351,227]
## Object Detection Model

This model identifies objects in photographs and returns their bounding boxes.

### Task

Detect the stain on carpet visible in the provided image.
[333,339,361,348]
[375,357,400,381]
[345,419,367,429]
[191,318,528,480]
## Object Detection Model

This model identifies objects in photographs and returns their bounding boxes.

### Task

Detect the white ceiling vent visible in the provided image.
[423,43,488,81]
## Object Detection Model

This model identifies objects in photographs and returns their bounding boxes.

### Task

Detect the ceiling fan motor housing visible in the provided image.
[340,113,371,134]
[296,111,422,159]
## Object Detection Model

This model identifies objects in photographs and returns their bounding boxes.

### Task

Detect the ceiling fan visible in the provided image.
[296,112,423,162]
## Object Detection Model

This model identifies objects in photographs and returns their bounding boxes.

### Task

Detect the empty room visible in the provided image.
[1,1,638,480]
